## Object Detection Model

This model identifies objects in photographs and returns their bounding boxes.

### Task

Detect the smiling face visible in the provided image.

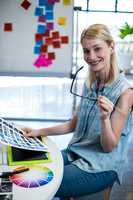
[82,38,113,74]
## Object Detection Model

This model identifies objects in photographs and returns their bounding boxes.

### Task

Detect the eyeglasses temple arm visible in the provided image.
[70,66,84,93]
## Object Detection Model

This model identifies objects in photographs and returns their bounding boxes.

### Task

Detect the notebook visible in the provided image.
[7,145,51,166]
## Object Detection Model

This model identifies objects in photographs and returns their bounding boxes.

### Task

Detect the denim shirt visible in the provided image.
[67,73,133,184]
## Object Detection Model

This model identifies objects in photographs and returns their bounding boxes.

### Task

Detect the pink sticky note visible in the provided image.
[46,22,54,30]
[34,55,52,68]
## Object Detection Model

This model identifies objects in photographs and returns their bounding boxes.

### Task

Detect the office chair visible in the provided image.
[66,186,112,200]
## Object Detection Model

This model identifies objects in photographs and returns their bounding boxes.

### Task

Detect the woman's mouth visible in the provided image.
[89,59,102,66]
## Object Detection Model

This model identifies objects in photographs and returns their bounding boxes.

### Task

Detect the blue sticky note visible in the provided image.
[39,0,47,6]
[34,46,40,54]
[35,7,43,16]
[45,4,54,11]
[45,12,54,20]
[36,40,43,46]
[37,25,46,33]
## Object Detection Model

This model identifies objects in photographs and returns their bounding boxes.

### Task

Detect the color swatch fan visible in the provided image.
[10,165,54,188]
[0,118,48,152]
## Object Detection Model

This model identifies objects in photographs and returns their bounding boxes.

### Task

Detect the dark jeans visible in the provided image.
[55,149,117,199]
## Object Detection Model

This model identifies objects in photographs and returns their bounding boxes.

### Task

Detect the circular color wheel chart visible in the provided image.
[10,165,54,188]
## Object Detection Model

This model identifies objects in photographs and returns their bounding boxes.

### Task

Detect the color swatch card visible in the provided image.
[0,118,48,152]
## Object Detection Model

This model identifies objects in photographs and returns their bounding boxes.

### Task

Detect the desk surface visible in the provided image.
[0,137,63,200]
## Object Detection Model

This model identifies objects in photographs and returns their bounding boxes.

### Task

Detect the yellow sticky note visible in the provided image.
[63,0,71,6]
[57,17,67,26]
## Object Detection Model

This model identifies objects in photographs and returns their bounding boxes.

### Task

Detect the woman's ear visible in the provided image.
[110,42,115,53]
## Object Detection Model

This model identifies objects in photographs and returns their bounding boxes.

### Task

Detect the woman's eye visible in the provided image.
[83,49,90,54]
[94,47,101,52]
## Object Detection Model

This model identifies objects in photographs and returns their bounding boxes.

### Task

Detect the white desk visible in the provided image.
[0,137,63,200]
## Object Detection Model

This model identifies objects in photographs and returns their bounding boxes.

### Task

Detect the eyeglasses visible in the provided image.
[70,66,105,101]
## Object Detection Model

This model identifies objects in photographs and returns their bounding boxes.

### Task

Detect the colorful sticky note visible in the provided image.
[34,55,52,68]
[45,12,54,20]
[37,25,46,33]
[45,38,53,45]
[63,0,71,6]
[21,0,31,10]
[61,36,69,44]
[36,40,43,45]
[52,31,60,39]
[35,7,44,16]
[57,17,67,26]
[34,46,40,54]
[53,41,61,48]
[39,0,47,6]
[46,22,54,30]
[45,4,54,11]
[47,0,56,4]
[35,33,43,41]
[48,52,55,60]
[42,30,50,37]
[38,15,46,23]
[4,23,13,31]
[40,45,48,53]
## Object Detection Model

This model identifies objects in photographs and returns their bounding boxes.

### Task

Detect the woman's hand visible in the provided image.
[22,127,44,138]
[97,95,114,120]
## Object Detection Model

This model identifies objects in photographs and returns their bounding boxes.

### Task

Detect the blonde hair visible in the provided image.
[81,24,119,88]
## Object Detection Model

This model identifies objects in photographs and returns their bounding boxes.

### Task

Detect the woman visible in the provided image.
[23,24,133,199]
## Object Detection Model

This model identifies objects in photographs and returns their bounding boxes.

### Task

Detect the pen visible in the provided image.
[0,167,29,178]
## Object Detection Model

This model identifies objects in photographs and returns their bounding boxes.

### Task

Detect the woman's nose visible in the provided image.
[87,50,96,60]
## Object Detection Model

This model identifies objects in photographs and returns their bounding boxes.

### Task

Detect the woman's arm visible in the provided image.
[40,115,77,136]
[98,89,133,152]
[22,114,77,138]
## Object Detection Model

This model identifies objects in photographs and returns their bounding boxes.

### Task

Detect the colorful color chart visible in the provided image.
[0,118,48,152]
[10,165,54,188]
